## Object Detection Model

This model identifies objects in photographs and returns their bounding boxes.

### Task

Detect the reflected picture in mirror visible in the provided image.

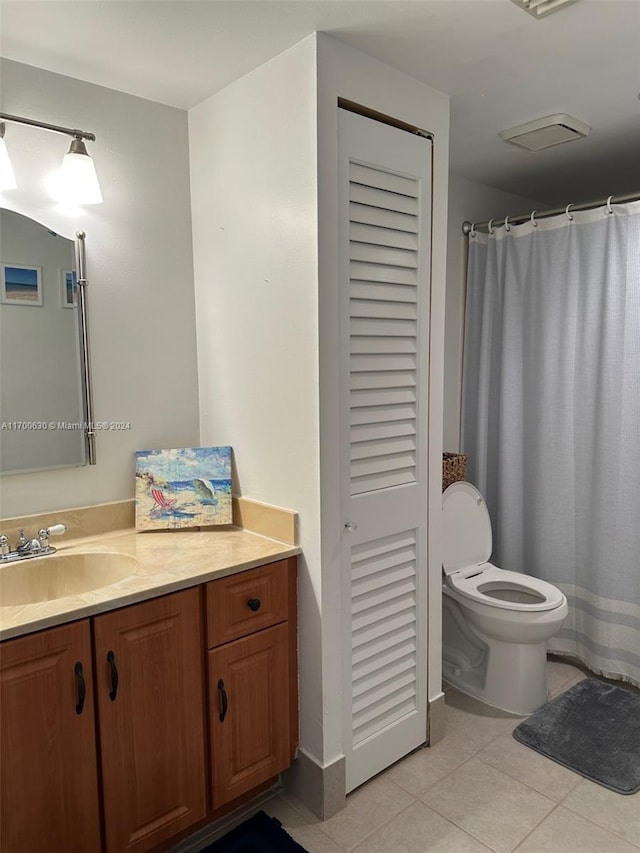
[0,208,89,474]
[61,269,78,308]
[1,264,43,305]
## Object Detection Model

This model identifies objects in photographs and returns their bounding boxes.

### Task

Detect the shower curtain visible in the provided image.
[461,200,640,688]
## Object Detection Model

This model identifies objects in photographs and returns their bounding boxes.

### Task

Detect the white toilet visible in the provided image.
[442,481,568,715]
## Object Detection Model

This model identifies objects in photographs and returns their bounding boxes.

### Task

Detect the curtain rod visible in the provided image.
[461,190,640,235]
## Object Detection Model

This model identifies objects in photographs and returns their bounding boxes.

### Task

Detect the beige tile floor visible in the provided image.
[264,660,640,853]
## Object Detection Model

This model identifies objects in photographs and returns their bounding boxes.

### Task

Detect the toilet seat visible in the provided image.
[442,482,565,612]
[446,563,566,612]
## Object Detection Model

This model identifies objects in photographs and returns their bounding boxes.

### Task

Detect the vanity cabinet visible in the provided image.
[206,557,298,809]
[0,588,206,853]
[0,619,102,853]
[0,557,297,852]
[94,587,207,853]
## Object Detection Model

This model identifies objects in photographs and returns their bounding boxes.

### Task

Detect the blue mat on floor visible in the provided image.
[513,678,640,794]
[199,810,308,852]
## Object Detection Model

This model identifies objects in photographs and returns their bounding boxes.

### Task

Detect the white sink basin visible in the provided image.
[0,552,139,606]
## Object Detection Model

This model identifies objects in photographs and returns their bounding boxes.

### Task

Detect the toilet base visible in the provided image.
[444,637,549,715]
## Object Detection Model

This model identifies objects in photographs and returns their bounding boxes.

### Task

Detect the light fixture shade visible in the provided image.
[59,138,103,204]
[0,136,17,191]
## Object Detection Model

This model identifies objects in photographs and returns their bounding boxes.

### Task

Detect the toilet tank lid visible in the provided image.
[442,481,493,575]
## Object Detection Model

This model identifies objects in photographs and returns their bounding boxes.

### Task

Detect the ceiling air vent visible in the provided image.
[510,0,581,18]
[499,114,591,151]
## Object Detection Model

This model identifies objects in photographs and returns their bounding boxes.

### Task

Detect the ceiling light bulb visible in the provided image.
[0,124,17,191]
[59,137,103,205]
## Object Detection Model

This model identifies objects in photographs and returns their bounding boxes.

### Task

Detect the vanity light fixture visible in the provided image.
[59,137,103,205]
[0,112,102,204]
[0,123,17,191]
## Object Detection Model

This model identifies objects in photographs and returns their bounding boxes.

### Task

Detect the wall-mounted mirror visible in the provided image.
[0,208,95,474]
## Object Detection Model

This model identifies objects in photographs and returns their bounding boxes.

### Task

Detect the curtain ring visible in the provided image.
[488,219,494,235]
[504,216,511,232]
[530,210,538,227]
[565,203,574,221]
[470,223,477,237]
[606,195,614,215]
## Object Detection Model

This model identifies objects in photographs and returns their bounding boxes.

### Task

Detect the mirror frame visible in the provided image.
[75,230,96,465]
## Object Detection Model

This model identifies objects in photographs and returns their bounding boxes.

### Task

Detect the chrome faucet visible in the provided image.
[15,529,31,554]
[0,524,67,562]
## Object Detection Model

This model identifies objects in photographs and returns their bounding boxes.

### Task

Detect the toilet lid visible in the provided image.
[442,481,492,575]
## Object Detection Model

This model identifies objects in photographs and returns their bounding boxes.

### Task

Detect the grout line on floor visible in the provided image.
[422,801,503,853]
[348,801,420,853]
[510,801,562,852]
[385,741,477,799]
[473,737,583,804]
[560,789,640,848]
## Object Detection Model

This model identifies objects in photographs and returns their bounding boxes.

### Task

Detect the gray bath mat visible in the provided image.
[513,678,640,794]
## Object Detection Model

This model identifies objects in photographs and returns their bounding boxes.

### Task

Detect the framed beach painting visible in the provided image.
[1,264,43,305]
[135,446,233,531]
[61,269,78,308]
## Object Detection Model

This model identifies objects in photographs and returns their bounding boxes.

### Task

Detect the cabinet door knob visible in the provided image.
[74,661,86,715]
[106,650,119,701]
[217,679,228,722]
[247,598,261,612]
[344,521,358,532]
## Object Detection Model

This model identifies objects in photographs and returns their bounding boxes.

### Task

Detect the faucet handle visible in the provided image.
[38,524,67,550]
[15,529,29,551]
[0,535,9,557]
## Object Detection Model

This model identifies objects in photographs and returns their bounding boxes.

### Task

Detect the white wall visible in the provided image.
[0,59,199,518]
[189,36,323,756]
[444,174,546,452]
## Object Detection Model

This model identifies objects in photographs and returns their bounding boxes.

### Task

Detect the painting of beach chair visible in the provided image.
[151,488,176,510]
[135,446,233,531]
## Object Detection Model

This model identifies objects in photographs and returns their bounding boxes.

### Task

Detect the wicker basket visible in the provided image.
[442,452,467,492]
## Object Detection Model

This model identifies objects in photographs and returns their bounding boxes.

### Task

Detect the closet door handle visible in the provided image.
[74,662,86,715]
[106,650,118,701]
[217,679,228,722]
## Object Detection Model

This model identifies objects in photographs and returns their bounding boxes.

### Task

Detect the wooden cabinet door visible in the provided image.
[209,623,290,809]
[94,587,207,853]
[0,620,101,853]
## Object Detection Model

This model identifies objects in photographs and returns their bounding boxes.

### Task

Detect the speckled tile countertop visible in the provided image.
[0,525,300,642]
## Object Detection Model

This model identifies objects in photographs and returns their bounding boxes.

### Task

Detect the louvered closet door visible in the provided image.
[338,109,432,792]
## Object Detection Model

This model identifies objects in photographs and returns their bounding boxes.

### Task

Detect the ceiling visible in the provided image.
[1,0,639,205]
